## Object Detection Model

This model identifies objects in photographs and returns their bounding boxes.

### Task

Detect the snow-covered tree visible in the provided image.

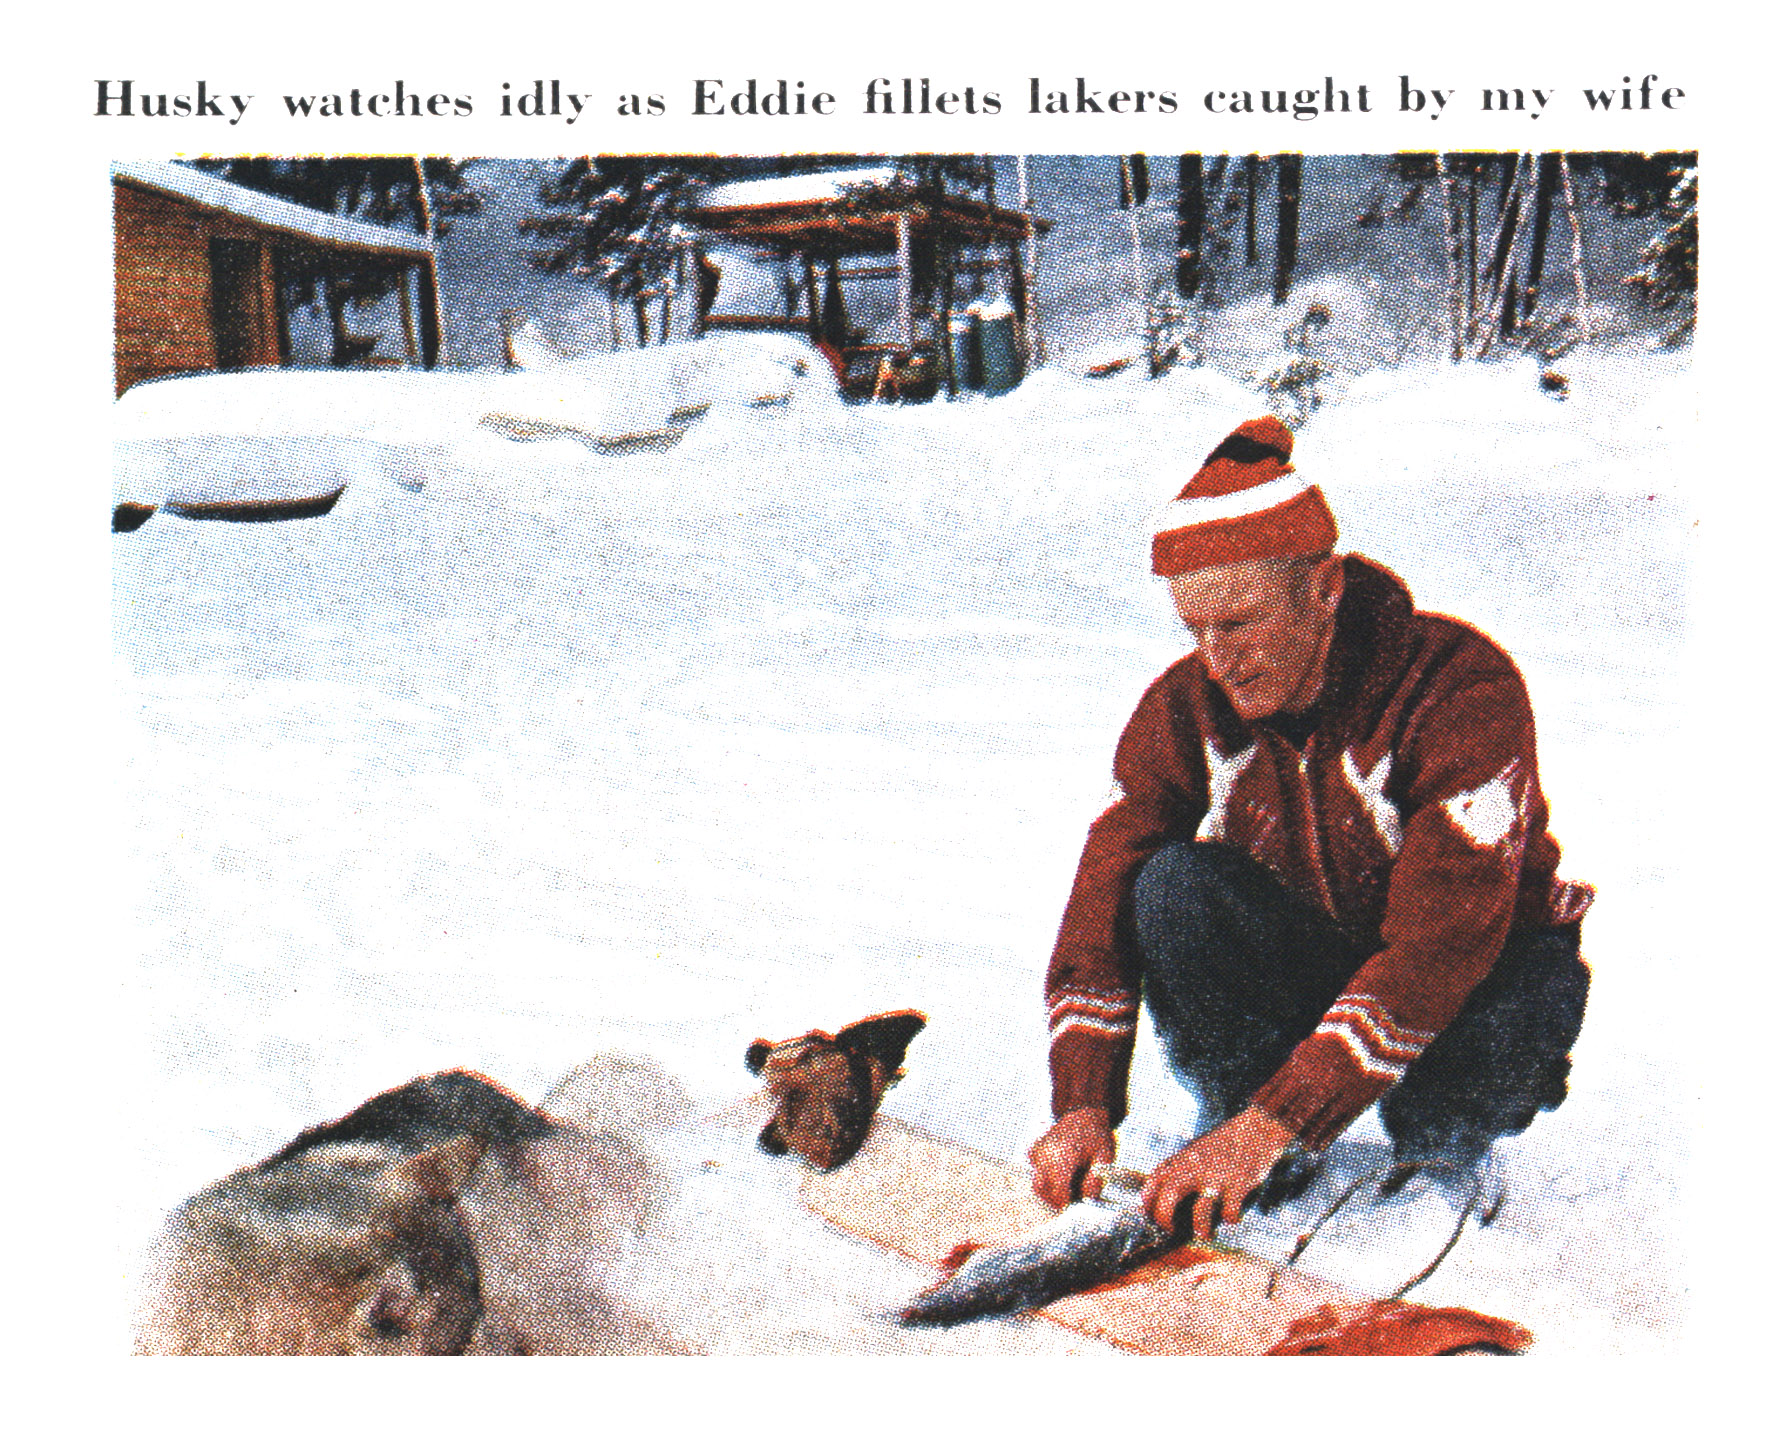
[1625,166,1697,344]
[520,158,720,345]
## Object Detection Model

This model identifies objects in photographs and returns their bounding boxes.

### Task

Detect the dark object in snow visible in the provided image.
[1085,357,1133,379]
[1540,370,1570,399]
[477,411,699,455]
[162,484,346,523]
[746,1010,926,1171]
[113,501,157,532]
[901,1193,1173,1326]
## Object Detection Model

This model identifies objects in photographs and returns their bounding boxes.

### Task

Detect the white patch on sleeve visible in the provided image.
[1195,738,1258,841]
[1340,748,1402,856]
[1441,763,1522,849]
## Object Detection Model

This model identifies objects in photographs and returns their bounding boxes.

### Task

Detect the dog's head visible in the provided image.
[143,1134,490,1356]
[745,1010,926,1171]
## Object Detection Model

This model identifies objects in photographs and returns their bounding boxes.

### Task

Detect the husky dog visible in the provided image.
[746,1011,926,1171]
[136,1058,695,1355]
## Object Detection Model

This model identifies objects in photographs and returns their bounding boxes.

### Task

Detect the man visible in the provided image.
[1029,416,1591,1243]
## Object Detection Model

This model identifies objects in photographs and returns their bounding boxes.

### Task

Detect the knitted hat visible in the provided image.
[1150,416,1338,576]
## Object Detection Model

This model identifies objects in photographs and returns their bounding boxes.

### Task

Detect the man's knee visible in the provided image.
[1383,929,1591,1163]
[1131,841,1251,939]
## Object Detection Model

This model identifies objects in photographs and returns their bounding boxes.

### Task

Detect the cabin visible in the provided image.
[687,166,1050,399]
[112,159,442,397]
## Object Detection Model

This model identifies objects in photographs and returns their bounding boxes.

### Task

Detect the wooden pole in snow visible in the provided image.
[1016,155,1045,365]
[397,268,419,363]
[412,157,447,365]
[895,212,914,349]
[1558,155,1591,341]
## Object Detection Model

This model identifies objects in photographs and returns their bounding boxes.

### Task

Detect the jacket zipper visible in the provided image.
[1296,743,1339,919]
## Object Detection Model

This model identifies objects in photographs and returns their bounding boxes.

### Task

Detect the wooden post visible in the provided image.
[1435,154,1465,361]
[803,254,822,342]
[895,212,914,348]
[397,266,420,363]
[1016,155,1045,365]
[412,157,447,365]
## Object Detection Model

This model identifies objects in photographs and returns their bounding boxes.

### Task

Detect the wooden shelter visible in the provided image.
[687,166,1050,399]
[112,160,442,397]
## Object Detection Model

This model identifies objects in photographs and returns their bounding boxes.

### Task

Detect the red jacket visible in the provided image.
[1045,557,1592,1151]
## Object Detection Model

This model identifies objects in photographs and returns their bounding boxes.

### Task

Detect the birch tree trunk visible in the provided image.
[1522,153,1560,322]
[1558,155,1591,340]
[1435,154,1465,361]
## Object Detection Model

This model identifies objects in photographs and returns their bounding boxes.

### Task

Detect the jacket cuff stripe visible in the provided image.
[1050,1014,1138,1044]
[1316,1022,1411,1083]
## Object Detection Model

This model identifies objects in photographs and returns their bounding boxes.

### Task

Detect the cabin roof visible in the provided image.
[689,166,1049,255]
[696,166,901,210]
[111,160,437,261]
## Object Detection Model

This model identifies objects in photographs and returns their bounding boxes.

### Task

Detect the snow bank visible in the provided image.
[113,335,841,511]
[116,343,1691,1353]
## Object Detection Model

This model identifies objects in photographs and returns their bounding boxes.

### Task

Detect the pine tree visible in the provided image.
[519,158,722,346]
[1625,165,1697,344]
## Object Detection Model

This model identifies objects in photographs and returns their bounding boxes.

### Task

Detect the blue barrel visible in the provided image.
[947,315,982,392]
[975,307,1022,395]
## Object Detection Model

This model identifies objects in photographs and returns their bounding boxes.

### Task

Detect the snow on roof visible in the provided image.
[696,166,900,211]
[111,159,436,259]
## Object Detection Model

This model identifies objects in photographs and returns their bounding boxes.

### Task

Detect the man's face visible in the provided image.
[1167,556,1343,720]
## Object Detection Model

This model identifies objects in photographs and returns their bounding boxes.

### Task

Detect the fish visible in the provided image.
[900,1177,1174,1326]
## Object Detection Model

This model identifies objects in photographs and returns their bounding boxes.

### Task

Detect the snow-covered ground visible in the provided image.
[115,329,1691,1353]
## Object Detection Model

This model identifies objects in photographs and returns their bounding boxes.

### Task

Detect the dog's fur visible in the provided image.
[136,1058,696,1355]
[746,1011,926,1170]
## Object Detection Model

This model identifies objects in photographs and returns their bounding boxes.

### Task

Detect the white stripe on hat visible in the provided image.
[1150,474,1315,533]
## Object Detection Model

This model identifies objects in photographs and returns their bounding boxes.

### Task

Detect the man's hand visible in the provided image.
[1140,1104,1297,1241]
[1028,1107,1117,1209]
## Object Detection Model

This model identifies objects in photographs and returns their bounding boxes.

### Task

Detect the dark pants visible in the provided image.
[1131,842,1589,1167]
